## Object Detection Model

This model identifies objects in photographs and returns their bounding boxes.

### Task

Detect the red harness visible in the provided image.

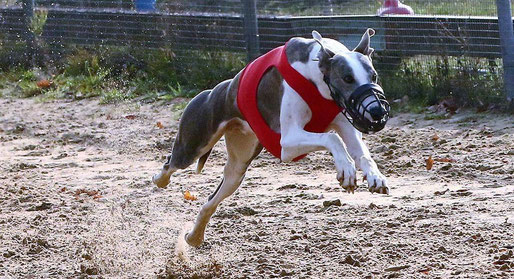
[237,42,341,161]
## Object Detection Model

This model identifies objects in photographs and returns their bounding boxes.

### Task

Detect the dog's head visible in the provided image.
[312,30,390,133]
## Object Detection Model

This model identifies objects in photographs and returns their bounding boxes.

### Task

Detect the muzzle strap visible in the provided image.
[324,76,390,133]
[350,83,384,102]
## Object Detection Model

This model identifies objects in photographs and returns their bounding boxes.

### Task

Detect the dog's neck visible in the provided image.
[289,39,351,101]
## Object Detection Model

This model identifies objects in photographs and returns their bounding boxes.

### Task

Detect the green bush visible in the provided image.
[17,69,42,98]
[380,56,505,109]
[63,48,102,76]
[0,46,245,102]
[0,41,31,70]
[0,44,509,112]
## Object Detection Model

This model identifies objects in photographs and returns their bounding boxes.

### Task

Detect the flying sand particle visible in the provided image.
[175,223,193,263]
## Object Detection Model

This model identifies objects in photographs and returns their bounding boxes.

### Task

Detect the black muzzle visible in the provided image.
[325,77,390,133]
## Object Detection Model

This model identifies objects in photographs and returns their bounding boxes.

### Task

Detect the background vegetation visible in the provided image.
[0,46,245,104]
[0,45,506,112]
[378,56,505,112]
[154,0,507,16]
[0,0,509,112]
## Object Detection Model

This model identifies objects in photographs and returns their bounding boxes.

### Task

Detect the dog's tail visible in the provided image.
[195,148,212,174]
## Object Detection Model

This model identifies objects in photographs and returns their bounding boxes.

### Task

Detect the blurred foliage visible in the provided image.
[0,0,510,113]
[0,41,31,69]
[17,69,42,98]
[0,45,245,103]
[154,0,504,16]
[29,9,48,37]
[0,42,508,111]
[379,55,505,110]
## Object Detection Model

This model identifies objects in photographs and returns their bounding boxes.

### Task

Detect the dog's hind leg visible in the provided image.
[185,121,262,247]
[152,130,224,188]
[152,124,224,189]
[152,154,179,188]
[152,82,236,188]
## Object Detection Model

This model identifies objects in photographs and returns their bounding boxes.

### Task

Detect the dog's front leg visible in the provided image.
[279,84,357,192]
[330,114,389,194]
[281,129,357,191]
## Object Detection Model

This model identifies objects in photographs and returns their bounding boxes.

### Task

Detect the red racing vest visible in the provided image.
[237,41,341,161]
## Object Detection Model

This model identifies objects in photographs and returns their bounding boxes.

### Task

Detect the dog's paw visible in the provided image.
[337,163,357,194]
[184,232,204,248]
[363,171,389,195]
[152,172,170,189]
[340,182,357,194]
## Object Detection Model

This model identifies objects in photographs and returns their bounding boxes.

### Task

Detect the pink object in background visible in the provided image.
[377,0,414,15]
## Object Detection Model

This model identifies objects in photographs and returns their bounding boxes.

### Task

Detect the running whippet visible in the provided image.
[153,29,390,247]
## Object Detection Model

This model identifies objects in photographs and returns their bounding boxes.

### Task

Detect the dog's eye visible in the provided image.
[343,75,354,83]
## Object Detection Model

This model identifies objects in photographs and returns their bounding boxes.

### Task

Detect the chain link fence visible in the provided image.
[11,1,500,16]
[0,1,508,107]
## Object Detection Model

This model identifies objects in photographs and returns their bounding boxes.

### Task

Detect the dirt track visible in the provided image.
[0,98,513,278]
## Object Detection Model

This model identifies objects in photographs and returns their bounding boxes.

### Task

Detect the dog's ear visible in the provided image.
[354,28,375,57]
[312,30,334,75]
[312,30,323,41]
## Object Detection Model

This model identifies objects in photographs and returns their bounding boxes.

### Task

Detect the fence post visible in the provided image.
[242,0,260,62]
[496,0,514,108]
[22,0,35,66]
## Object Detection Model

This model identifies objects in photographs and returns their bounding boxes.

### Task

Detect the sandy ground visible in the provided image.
[0,97,513,278]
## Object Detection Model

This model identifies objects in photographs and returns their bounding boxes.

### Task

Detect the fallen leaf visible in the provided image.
[435,157,456,163]
[156,121,164,129]
[426,156,434,170]
[431,134,440,141]
[124,114,137,120]
[74,189,100,198]
[183,190,197,201]
[36,79,52,89]
[60,187,67,193]
[418,267,431,275]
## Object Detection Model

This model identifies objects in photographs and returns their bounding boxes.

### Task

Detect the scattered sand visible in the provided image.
[176,223,192,263]
[0,98,513,278]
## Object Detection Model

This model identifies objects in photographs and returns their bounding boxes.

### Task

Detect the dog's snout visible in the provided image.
[369,105,386,121]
